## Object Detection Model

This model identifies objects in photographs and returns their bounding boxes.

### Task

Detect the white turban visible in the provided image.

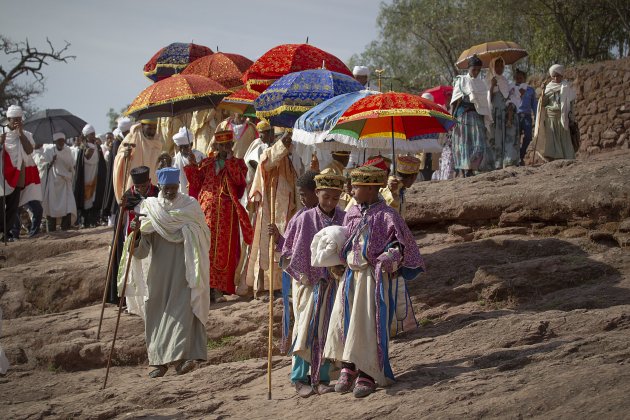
[549,64,565,77]
[352,65,369,76]
[82,124,95,136]
[421,92,435,102]
[52,132,66,141]
[117,117,132,132]
[113,127,121,138]
[172,127,192,146]
[6,105,24,118]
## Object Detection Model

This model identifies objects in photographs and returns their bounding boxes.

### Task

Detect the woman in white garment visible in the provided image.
[533,64,577,161]
[485,56,521,169]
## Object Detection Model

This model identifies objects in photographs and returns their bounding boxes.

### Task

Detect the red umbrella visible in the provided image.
[182,52,253,90]
[242,43,353,93]
[126,74,231,119]
[143,42,213,82]
[421,85,453,108]
[218,87,259,114]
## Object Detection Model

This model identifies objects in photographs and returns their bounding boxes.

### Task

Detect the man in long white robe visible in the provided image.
[119,167,210,378]
[40,133,77,230]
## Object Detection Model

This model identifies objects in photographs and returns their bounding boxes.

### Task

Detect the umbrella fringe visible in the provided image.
[127,91,231,116]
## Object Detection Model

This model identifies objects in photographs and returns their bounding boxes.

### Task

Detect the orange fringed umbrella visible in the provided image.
[126,74,231,119]
[456,41,528,69]
[242,43,353,93]
[182,52,254,90]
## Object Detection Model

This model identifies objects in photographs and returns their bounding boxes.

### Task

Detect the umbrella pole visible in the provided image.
[97,156,131,340]
[2,133,6,247]
[267,180,276,400]
[391,116,397,173]
[102,214,144,389]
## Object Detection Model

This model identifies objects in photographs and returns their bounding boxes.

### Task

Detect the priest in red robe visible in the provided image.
[185,130,253,302]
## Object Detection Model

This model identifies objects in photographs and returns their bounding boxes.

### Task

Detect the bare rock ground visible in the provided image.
[1,151,630,419]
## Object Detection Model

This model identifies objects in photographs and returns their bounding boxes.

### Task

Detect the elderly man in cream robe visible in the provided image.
[246,129,299,298]
[113,119,163,203]
[40,132,77,231]
[119,167,210,378]
[171,127,204,197]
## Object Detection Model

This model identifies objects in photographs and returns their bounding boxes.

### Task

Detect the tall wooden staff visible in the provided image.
[102,213,145,389]
[96,148,133,340]
[267,178,276,400]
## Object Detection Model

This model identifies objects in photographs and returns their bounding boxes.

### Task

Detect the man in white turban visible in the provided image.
[73,123,107,228]
[172,127,204,196]
[352,65,370,87]
[40,132,77,231]
[1,105,35,242]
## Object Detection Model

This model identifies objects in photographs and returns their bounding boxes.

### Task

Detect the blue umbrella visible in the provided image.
[292,89,380,151]
[254,69,364,128]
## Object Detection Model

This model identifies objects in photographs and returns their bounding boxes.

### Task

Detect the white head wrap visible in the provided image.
[173,127,192,146]
[548,64,565,77]
[352,66,369,76]
[53,132,66,141]
[421,92,435,102]
[6,105,24,118]
[82,124,95,136]
[117,117,133,132]
[113,127,122,138]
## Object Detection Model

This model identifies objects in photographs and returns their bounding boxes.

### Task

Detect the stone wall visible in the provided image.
[531,57,630,156]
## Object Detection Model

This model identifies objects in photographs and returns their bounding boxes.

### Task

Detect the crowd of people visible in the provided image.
[0,59,576,397]
[435,57,577,179]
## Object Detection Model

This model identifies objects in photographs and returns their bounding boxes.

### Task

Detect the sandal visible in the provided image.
[176,360,196,375]
[334,367,358,393]
[295,381,316,398]
[353,377,376,398]
[148,365,168,378]
[315,382,335,395]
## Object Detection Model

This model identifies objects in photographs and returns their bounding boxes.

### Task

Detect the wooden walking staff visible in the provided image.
[267,179,277,400]
[102,213,145,389]
[96,148,133,340]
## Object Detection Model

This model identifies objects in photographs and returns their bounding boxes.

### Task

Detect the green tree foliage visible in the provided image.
[351,0,630,91]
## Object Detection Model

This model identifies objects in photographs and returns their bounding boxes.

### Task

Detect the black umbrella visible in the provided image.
[23,109,88,144]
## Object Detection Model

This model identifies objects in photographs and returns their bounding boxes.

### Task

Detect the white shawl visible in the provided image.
[451,73,491,117]
[118,192,211,325]
[485,57,521,109]
[310,225,348,267]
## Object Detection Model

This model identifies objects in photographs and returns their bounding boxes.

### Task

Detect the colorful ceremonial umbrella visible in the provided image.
[254,69,364,128]
[182,52,253,90]
[23,109,88,144]
[421,85,453,108]
[242,43,353,93]
[328,92,457,157]
[292,89,380,151]
[455,41,527,69]
[125,74,231,119]
[143,42,213,82]
[218,87,258,115]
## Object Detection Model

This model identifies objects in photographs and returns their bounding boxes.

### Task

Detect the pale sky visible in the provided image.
[1,0,383,133]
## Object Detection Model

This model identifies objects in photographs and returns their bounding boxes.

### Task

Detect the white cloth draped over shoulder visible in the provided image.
[310,225,348,268]
[118,192,211,325]
[451,73,491,117]
[0,129,35,196]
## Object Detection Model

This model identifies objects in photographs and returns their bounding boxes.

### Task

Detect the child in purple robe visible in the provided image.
[323,164,425,398]
[271,168,347,398]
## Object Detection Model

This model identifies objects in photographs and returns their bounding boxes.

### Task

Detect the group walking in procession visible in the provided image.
[1,38,579,398]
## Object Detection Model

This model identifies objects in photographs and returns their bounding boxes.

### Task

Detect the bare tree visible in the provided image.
[0,36,75,115]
